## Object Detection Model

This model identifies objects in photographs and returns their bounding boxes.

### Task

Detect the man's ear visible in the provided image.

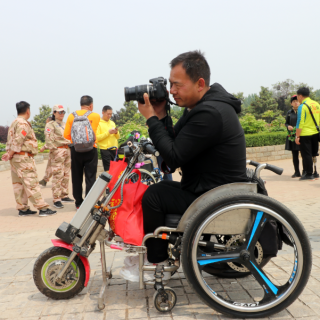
[90,103,93,111]
[197,78,206,92]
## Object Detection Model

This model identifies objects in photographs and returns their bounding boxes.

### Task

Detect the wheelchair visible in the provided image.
[33,139,312,318]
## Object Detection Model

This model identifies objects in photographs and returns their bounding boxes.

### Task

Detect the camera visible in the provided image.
[124,77,168,104]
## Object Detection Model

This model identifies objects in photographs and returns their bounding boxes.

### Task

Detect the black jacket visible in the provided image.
[147,83,247,194]
[285,109,300,151]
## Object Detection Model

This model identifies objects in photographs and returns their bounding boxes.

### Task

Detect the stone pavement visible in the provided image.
[1,158,320,320]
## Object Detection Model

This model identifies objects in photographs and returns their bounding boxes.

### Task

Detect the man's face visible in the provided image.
[291,99,300,110]
[103,109,113,121]
[169,63,201,108]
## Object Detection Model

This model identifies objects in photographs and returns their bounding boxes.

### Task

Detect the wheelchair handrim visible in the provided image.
[191,203,303,313]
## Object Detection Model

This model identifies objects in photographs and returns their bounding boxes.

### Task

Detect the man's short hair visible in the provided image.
[102,105,112,112]
[297,87,310,97]
[80,95,93,106]
[170,50,211,86]
[16,101,30,115]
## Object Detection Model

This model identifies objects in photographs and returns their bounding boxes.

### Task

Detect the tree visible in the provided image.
[272,79,295,114]
[243,94,257,108]
[250,87,278,117]
[232,92,245,104]
[239,114,266,134]
[113,101,145,127]
[31,105,52,142]
[0,126,9,143]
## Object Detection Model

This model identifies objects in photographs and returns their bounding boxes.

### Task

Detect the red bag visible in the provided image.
[108,169,148,246]
[108,158,127,191]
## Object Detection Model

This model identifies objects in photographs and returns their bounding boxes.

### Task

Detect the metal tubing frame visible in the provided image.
[98,240,109,310]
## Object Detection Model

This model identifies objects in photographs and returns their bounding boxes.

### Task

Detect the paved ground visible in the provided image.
[0,158,320,320]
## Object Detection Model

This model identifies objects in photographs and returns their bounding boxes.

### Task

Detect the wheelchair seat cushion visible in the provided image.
[165,214,182,228]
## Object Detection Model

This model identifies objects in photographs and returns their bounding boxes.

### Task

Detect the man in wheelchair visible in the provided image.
[120,50,248,281]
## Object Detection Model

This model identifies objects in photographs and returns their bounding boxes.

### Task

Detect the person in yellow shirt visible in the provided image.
[96,105,120,172]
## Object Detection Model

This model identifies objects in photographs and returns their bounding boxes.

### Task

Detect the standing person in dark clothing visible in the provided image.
[285,95,301,178]
[119,50,247,282]
[151,99,175,181]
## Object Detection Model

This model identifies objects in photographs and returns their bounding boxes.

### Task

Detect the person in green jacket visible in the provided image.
[295,87,320,180]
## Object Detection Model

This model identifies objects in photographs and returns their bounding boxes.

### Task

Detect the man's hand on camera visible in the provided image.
[138,93,156,120]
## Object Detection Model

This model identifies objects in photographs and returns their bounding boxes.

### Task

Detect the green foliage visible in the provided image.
[269,115,287,132]
[233,92,245,104]
[0,142,6,151]
[243,94,256,108]
[113,101,145,127]
[239,114,266,134]
[118,122,149,145]
[261,110,282,123]
[245,132,287,147]
[37,141,49,153]
[250,87,278,116]
[31,105,52,142]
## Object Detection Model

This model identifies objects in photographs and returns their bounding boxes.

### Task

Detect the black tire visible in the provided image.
[181,192,312,319]
[33,246,85,300]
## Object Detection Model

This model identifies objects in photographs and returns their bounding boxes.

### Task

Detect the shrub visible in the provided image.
[239,114,267,134]
[118,122,149,145]
[245,132,287,147]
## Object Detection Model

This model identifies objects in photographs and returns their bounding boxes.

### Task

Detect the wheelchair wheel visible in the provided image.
[128,169,157,185]
[181,193,311,318]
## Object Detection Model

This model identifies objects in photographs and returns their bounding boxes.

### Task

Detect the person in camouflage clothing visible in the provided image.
[45,105,73,209]
[39,117,53,187]
[1,101,57,217]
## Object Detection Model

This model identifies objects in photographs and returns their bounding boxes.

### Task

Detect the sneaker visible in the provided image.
[291,173,301,178]
[39,179,47,187]
[39,208,57,217]
[299,175,315,181]
[313,173,319,179]
[61,197,74,203]
[18,209,37,217]
[53,201,64,209]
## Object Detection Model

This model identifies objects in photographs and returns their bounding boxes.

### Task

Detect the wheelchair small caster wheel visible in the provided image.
[153,286,177,312]
[98,303,105,310]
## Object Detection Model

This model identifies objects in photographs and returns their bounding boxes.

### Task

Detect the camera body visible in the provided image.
[124,77,168,104]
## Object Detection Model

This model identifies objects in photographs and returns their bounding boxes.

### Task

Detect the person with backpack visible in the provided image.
[64,96,100,209]
[44,105,73,209]
[295,87,320,180]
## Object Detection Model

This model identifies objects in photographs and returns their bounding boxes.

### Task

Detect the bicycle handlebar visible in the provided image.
[143,143,160,157]
[247,160,283,176]
[265,164,283,175]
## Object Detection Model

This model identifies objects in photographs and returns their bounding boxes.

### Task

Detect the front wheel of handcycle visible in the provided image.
[181,192,312,318]
[33,247,85,300]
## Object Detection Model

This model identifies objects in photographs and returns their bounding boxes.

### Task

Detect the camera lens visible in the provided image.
[124,84,154,103]
[124,87,136,102]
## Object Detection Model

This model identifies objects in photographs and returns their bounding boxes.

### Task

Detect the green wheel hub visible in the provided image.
[41,255,80,292]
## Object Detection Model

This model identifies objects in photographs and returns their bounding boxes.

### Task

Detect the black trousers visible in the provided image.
[142,181,199,263]
[70,147,98,208]
[300,134,319,176]
[292,150,300,175]
[100,149,116,171]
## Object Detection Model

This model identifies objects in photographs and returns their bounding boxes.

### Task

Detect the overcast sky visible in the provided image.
[1,0,319,125]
